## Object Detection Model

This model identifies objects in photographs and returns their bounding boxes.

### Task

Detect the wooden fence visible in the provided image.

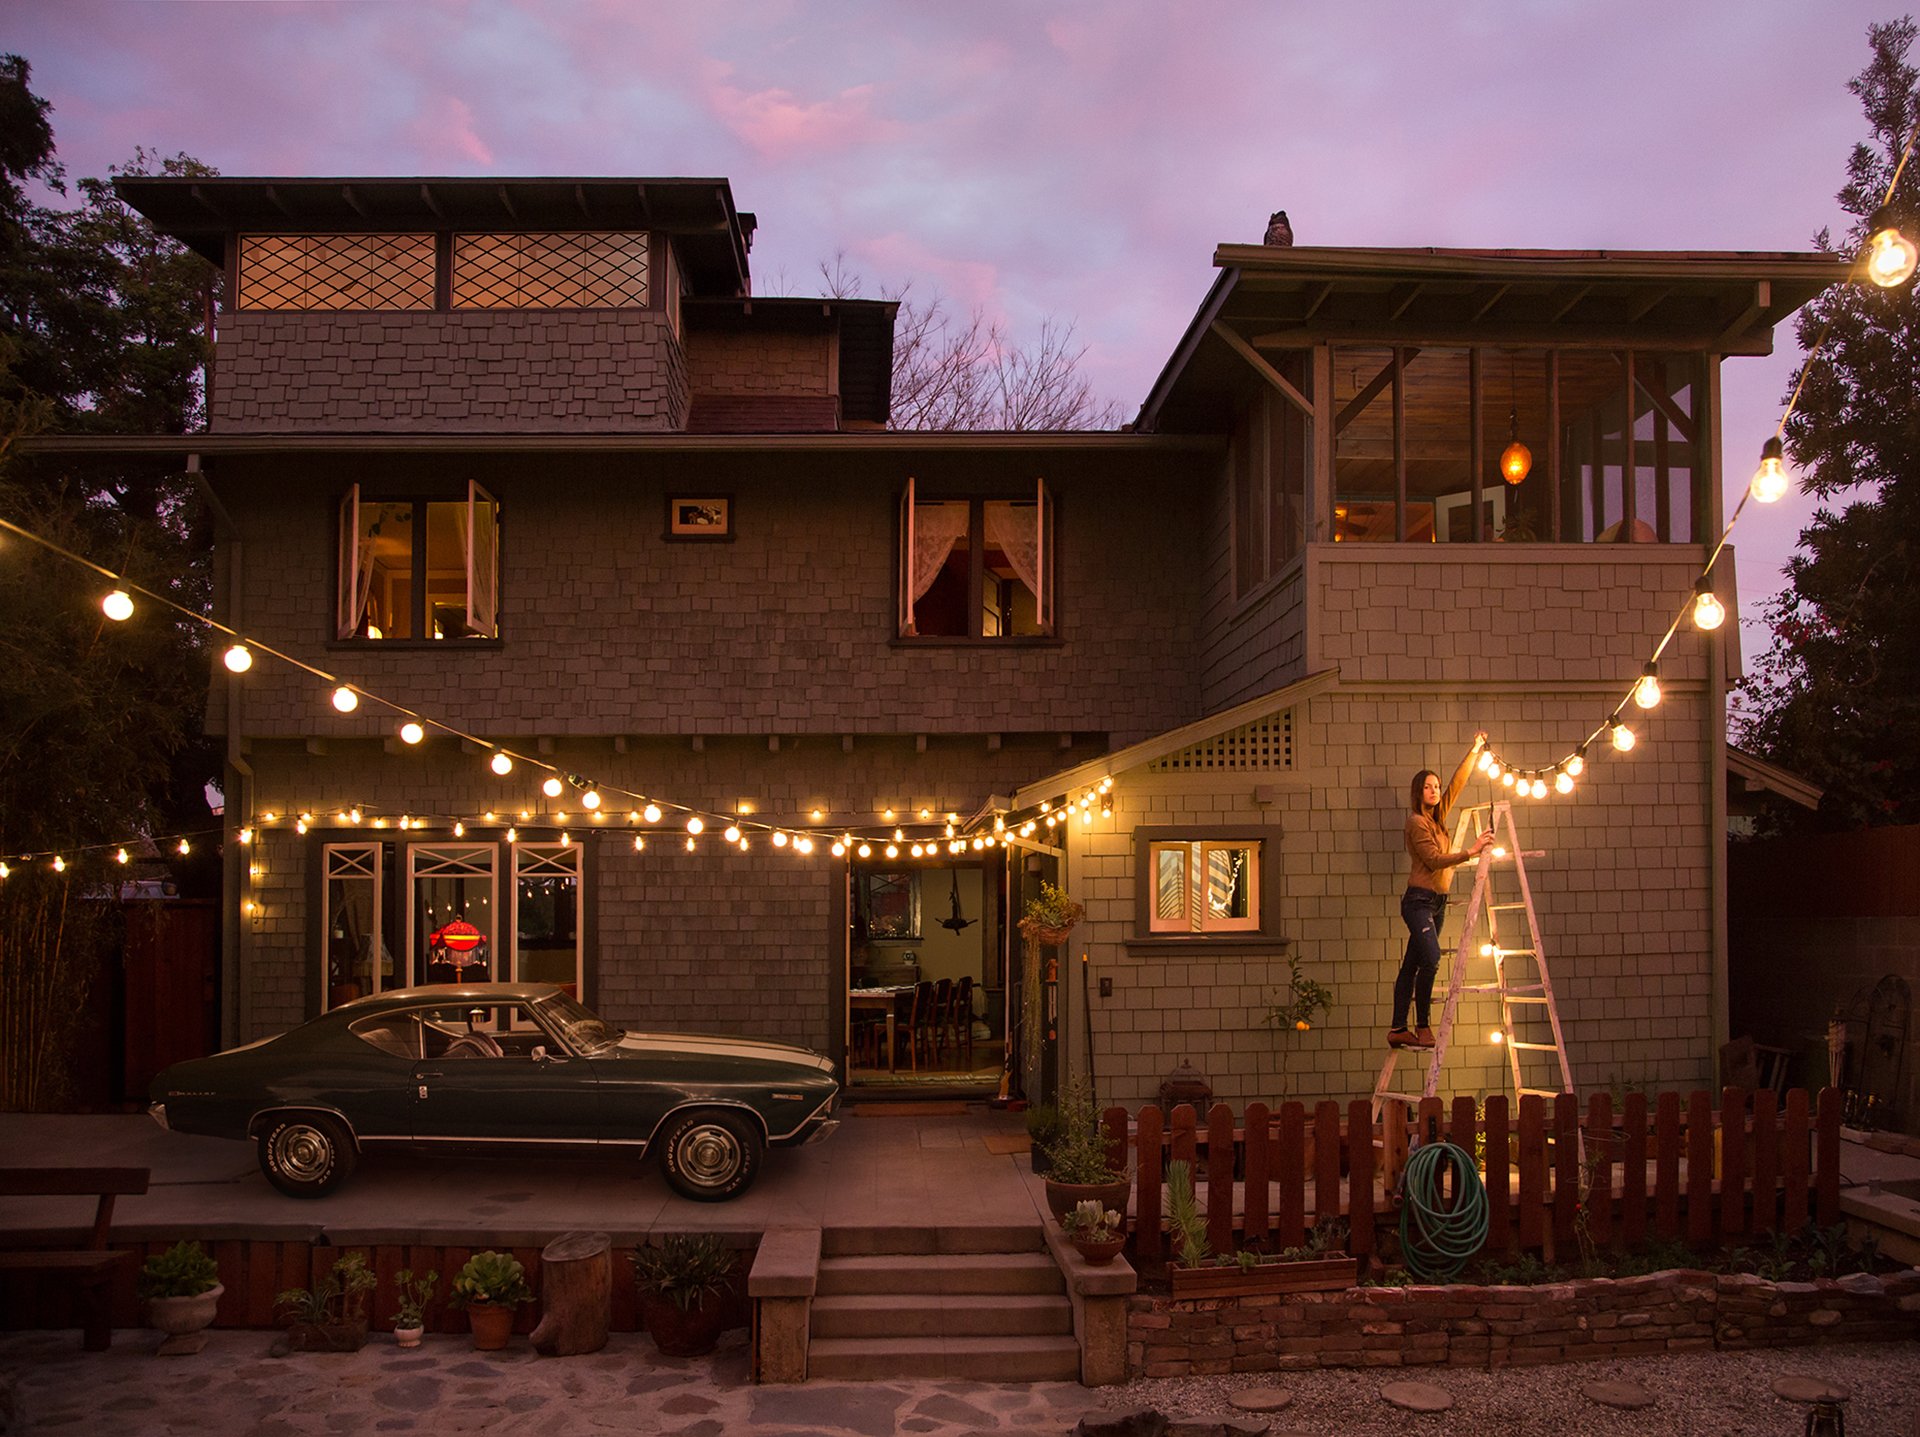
[1105,1086,1843,1269]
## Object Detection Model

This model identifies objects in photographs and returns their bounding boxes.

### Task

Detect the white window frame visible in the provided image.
[337,482,501,641]
[897,475,1054,639]
[405,844,499,987]
[321,842,386,1010]
[511,843,584,996]
[1148,840,1261,934]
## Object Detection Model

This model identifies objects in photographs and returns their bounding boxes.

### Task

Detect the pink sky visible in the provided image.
[3,0,1896,644]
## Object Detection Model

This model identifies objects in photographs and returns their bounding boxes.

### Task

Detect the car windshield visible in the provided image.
[534,990,624,1055]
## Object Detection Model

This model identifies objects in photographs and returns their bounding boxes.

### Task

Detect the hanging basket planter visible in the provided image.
[1022,921,1080,947]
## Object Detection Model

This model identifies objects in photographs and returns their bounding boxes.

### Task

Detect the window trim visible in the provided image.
[1130,825,1285,950]
[335,481,502,642]
[897,475,1055,641]
[511,842,585,996]
[320,841,387,1012]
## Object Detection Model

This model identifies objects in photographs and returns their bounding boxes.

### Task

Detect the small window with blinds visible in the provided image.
[237,233,437,311]
[452,231,650,310]
[1148,841,1261,934]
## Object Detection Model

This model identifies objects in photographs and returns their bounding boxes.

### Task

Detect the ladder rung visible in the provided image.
[1504,995,1550,1004]
[1510,1040,1558,1051]
[1456,982,1505,993]
[1517,1087,1566,1097]
[1496,947,1537,957]
[1491,903,1528,912]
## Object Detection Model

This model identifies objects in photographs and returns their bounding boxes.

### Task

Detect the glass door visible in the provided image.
[407,844,498,987]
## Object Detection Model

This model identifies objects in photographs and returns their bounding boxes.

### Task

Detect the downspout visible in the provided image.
[1703,357,1730,1083]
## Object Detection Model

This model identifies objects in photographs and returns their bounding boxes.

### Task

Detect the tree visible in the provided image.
[1733,18,1920,833]
[816,255,1121,431]
[0,56,220,1108]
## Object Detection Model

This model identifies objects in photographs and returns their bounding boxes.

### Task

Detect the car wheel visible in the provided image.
[657,1109,761,1202]
[258,1113,357,1198]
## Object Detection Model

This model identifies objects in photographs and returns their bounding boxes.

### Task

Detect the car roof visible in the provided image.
[326,983,565,1020]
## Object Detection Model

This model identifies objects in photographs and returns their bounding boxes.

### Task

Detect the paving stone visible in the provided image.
[1771,1375,1851,1404]
[1073,1408,1170,1436]
[748,1385,907,1437]
[912,1393,999,1425]
[1581,1380,1655,1410]
[1380,1380,1454,1413]
[1228,1386,1293,1413]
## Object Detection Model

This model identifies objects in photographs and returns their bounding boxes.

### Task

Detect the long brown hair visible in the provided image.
[1409,769,1440,818]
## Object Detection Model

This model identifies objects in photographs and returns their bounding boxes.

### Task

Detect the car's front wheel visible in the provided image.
[258,1113,357,1198]
[657,1109,761,1202]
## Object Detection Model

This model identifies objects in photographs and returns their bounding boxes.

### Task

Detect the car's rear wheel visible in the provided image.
[258,1113,357,1198]
[657,1109,761,1202]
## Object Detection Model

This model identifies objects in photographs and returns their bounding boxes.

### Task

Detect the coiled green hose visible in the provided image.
[1397,1140,1489,1282]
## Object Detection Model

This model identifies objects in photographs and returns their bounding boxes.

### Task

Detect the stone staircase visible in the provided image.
[807,1225,1082,1381]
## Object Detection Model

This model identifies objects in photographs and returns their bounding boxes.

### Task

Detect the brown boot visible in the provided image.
[1386,1028,1416,1048]
[1412,1026,1437,1049]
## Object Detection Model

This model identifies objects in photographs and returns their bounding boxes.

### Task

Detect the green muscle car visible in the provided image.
[149,983,840,1201]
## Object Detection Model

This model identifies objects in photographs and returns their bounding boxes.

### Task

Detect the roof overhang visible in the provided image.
[113,176,755,296]
[685,296,899,426]
[17,431,1220,458]
[1139,246,1851,433]
[1727,743,1823,811]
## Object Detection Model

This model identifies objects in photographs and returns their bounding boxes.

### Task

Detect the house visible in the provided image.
[61,176,1844,1109]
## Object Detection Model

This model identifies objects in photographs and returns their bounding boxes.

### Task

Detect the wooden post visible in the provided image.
[529,1231,610,1356]
[1751,1089,1779,1236]
[1313,1100,1341,1230]
[1207,1103,1236,1257]
[1720,1087,1748,1240]
[1552,1093,1579,1252]
[1686,1091,1714,1246]
[1816,1087,1842,1226]
[1621,1093,1649,1249]
[1278,1101,1307,1248]
[1654,1092,1681,1239]
[1586,1093,1614,1248]
[1243,1102,1271,1246]
[1347,1100,1375,1263]
[1135,1105,1164,1265]
[1484,1095,1512,1253]
[1517,1095,1546,1253]
[1783,1088,1810,1233]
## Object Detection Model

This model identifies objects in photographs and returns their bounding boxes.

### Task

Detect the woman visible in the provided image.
[1390,733,1492,1050]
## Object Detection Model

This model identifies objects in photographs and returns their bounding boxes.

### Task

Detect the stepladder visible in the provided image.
[1372,799,1575,1122]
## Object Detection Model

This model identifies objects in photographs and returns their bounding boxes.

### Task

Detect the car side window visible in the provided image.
[348,1013,424,1059]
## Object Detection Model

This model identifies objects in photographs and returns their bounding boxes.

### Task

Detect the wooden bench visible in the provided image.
[0,1167,151,1350]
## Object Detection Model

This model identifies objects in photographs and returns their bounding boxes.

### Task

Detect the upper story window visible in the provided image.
[238,233,436,311]
[337,481,499,641]
[897,477,1054,639]
[452,232,650,310]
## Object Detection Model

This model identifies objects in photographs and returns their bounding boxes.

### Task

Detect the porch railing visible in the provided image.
[1102,1087,1843,1268]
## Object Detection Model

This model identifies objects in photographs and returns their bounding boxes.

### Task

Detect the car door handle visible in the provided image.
[416,1069,447,1080]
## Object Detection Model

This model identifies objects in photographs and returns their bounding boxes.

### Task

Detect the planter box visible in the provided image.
[1169,1255,1357,1299]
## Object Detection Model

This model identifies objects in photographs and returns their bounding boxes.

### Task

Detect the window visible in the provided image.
[323,843,388,1009]
[237,233,437,311]
[407,845,498,987]
[337,481,500,640]
[1149,841,1261,934]
[452,232,650,310]
[897,477,1053,638]
[1232,371,1309,598]
[513,845,582,995]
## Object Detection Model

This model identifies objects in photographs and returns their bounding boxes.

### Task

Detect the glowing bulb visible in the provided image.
[560,832,571,847]
[1477,751,1493,772]
[1482,942,1498,958]
[919,808,931,819]
[1499,438,1532,485]
[633,835,645,852]
[543,777,563,798]
[483,811,496,822]
[296,817,309,834]
[685,837,696,852]
[350,808,362,824]
[1555,770,1574,795]
[238,828,253,844]
[644,804,662,824]
[177,838,190,855]
[796,838,813,854]
[1531,778,1548,799]
[0,863,8,879]
[1611,722,1636,752]
[506,827,517,843]
[331,685,358,713]
[1865,214,1919,287]
[116,848,129,864]
[1693,587,1725,632]
[883,808,895,821]
[724,825,742,844]
[52,856,65,872]
[453,821,464,837]
[102,590,134,621]
[686,816,704,835]
[1502,771,1516,788]
[224,644,253,673]
[1489,1030,1505,1045]
[856,843,871,859]
[582,790,601,810]
[1081,810,1092,826]
[911,843,924,858]
[491,751,513,776]
[811,809,823,821]
[1634,666,1661,710]
[1491,845,1507,859]
[772,831,788,848]
[831,842,846,857]
[1488,761,1503,780]
[400,722,424,745]
[1567,751,1585,778]
[1750,437,1789,504]
[949,840,964,855]
[885,844,899,859]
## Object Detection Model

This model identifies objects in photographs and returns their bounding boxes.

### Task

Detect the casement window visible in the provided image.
[897,477,1054,639]
[1149,840,1261,934]
[337,481,500,641]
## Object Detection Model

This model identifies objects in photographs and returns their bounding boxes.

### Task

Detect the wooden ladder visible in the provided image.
[1372,800,1575,1122]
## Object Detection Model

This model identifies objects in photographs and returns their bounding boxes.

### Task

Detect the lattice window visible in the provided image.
[452,232,650,310]
[237,234,436,311]
[1146,711,1294,773]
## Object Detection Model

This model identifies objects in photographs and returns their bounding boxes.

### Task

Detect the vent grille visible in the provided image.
[452,232,650,309]
[237,234,436,311]
[1147,711,1293,773]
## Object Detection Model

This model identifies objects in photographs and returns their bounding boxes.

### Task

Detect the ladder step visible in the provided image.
[1503,995,1551,1004]
[1510,1041,1558,1051]
[1491,903,1529,912]
[1518,1087,1567,1097]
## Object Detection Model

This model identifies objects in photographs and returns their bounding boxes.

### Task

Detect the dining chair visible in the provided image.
[930,977,954,1066]
[951,975,975,1067]
[891,985,920,1072]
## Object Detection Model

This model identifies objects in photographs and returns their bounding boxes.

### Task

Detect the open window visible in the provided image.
[898,476,1053,639]
[337,481,500,640]
[1148,840,1261,934]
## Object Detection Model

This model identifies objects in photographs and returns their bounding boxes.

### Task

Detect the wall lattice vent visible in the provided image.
[1146,711,1293,773]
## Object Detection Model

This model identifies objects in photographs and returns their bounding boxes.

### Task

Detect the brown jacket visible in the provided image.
[1405,742,1484,895]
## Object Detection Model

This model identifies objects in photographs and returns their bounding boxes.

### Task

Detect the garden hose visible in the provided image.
[1398,1140,1489,1283]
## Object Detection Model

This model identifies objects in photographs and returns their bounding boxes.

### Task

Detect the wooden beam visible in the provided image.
[1470,347,1485,541]
[1551,285,1592,321]
[1210,322,1313,418]
[340,185,370,220]
[1715,280,1769,349]
[1392,349,1407,543]
[1335,349,1421,434]
[1547,350,1562,541]
[1626,286,1670,323]
[496,184,520,222]
[262,185,294,220]
[1387,283,1424,320]
[1302,282,1335,320]
[574,184,595,222]
[418,184,445,221]
[1471,284,1511,322]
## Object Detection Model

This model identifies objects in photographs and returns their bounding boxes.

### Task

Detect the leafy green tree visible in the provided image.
[0,56,220,1108]
[1734,19,1920,833]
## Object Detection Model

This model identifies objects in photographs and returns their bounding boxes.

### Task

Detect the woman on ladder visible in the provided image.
[1390,732,1492,1051]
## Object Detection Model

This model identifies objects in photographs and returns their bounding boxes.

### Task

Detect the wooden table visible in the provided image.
[849,986,912,1071]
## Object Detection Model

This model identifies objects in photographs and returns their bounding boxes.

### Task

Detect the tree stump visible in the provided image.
[529,1230,611,1356]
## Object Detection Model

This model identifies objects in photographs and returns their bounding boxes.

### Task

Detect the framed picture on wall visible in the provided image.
[666,495,733,540]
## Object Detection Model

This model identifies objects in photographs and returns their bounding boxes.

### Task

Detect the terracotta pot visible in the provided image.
[640,1294,729,1358]
[148,1283,223,1337]
[1071,1235,1126,1266]
[466,1302,515,1351]
[1043,1176,1130,1225]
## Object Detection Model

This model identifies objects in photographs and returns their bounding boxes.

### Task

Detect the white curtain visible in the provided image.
[353,514,379,633]
[983,501,1039,601]
[911,502,970,603]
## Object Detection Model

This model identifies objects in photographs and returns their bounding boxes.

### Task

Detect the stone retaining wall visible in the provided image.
[1127,1267,1920,1377]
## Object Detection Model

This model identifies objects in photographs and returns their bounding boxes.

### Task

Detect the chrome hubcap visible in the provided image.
[272,1124,333,1181]
[676,1124,741,1187]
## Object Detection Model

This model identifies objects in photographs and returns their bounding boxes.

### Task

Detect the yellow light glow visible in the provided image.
[331,685,358,713]
[634,835,645,851]
[644,804,662,823]
[117,848,129,864]
[224,644,253,673]
[1611,722,1636,752]
[1501,771,1516,788]
[796,837,813,855]
[772,831,789,848]
[560,832,571,847]
[400,722,424,745]
[1491,845,1507,859]
[350,808,362,824]
[910,843,925,858]
[543,777,563,798]
[1488,760,1503,780]
[1500,438,1532,485]
[238,828,253,844]
[686,816,704,835]
[883,808,895,821]
[52,856,65,872]
[1555,771,1574,795]
[1489,1030,1505,1045]
[1693,590,1726,631]
[831,841,846,857]
[724,825,742,844]
[1633,668,1661,710]
[1481,942,1497,958]
[857,843,872,859]
[885,844,899,859]
[811,808,823,821]
[1531,778,1548,799]
[1477,751,1494,772]
[1751,438,1790,503]
[582,790,601,810]
[1866,221,1919,287]
[453,821,464,837]
[102,589,134,621]
[1566,753,1585,778]
[491,751,513,776]
[507,827,517,843]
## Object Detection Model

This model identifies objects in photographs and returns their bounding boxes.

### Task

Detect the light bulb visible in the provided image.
[1693,586,1725,631]
[644,804,662,824]
[295,817,309,834]
[541,777,562,798]
[0,863,8,879]
[883,808,895,821]
[224,644,253,673]
[1567,751,1585,778]
[1488,761,1503,780]
[856,843,871,859]
[1502,771,1516,788]
[685,837,696,852]
[453,821,464,838]
[1477,751,1494,772]
[1611,722,1636,752]
[1489,1030,1505,1045]
[724,825,742,844]
[919,808,931,819]
[331,685,358,713]
[633,835,645,852]
[1531,778,1548,799]
[582,790,601,810]
[560,832,571,847]
[1750,437,1789,503]
[1865,213,1919,288]
[238,828,253,844]
[772,831,788,848]
[885,844,899,859]
[796,837,812,854]
[1634,665,1661,710]
[1500,438,1532,485]
[910,843,924,858]
[52,855,65,872]
[177,838,190,855]
[686,816,704,835]
[831,842,846,857]
[491,751,513,776]
[116,848,129,864]
[506,826,517,843]
[349,808,362,824]
[1555,770,1574,795]
[102,590,134,621]
[400,722,424,745]
[811,809,823,821]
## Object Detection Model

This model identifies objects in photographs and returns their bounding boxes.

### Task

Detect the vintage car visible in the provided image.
[148,983,840,1201]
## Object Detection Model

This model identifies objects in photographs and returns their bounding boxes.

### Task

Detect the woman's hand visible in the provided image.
[1473,731,1489,750]
[1470,830,1495,856]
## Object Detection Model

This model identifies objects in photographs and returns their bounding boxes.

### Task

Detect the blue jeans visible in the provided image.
[1393,887,1448,1029]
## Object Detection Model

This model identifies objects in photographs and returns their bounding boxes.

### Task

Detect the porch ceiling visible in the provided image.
[1140,246,1851,434]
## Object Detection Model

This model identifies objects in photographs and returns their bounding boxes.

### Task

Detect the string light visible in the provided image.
[686,816,704,835]
[1750,437,1790,503]
[400,722,424,745]
[52,856,65,872]
[643,804,662,824]
[238,828,252,844]
[115,848,129,864]
[1555,769,1574,795]
[1692,580,1726,632]
[724,825,742,844]
[1865,207,1919,288]
[542,777,563,798]
[223,644,253,673]
[1633,664,1662,710]
[331,685,358,713]
[1611,722,1636,752]
[633,835,645,852]
[101,590,133,622]
[772,831,789,848]
[581,790,601,810]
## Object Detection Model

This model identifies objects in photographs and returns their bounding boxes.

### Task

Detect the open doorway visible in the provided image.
[845,856,1006,1093]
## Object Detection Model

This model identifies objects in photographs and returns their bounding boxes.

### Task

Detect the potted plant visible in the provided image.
[389,1267,437,1349]
[276,1251,375,1352]
[630,1234,739,1358]
[1059,1199,1126,1265]
[1040,1074,1129,1224]
[449,1251,533,1351]
[1018,881,1084,947]
[1163,1160,1358,1297]
[140,1241,223,1343]
[1024,1103,1060,1176]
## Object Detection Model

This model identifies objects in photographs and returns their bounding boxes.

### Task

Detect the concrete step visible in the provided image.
[821,1224,1045,1257]
[816,1251,1064,1297]
[808,1334,1082,1382]
[811,1292,1073,1339]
